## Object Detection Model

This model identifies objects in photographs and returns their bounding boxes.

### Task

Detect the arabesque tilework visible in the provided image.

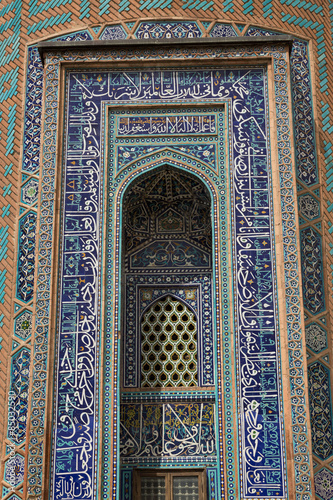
[1,2,333,500]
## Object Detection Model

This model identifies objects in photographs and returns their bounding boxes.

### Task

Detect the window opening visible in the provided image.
[135,470,204,500]
[141,295,198,387]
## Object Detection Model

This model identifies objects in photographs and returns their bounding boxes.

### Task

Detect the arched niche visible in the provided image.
[118,164,218,472]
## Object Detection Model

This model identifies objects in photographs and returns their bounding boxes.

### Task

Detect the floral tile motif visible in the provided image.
[298,193,320,221]
[21,178,39,205]
[305,322,328,353]
[308,362,333,460]
[4,454,25,487]
[100,24,127,39]
[209,23,237,37]
[14,310,33,340]
[300,227,325,314]
[315,468,333,500]
[16,212,37,303]
[7,348,30,445]
[135,21,201,39]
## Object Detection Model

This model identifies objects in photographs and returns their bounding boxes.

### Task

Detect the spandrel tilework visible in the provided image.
[50,63,287,500]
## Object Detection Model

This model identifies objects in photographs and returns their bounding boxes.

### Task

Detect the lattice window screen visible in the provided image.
[141,296,197,387]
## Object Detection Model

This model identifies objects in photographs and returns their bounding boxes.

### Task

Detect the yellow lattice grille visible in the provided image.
[141,296,197,387]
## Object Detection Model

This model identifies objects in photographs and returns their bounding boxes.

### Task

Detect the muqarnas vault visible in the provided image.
[2,19,329,500]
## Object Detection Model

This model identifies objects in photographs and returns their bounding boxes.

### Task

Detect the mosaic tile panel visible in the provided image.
[315,468,333,500]
[22,47,44,174]
[305,322,328,354]
[308,362,333,460]
[23,31,92,175]
[16,212,37,303]
[300,227,325,315]
[298,193,320,222]
[7,348,30,445]
[117,144,217,173]
[21,178,39,206]
[246,33,318,187]
[115,108,219,174]
[209,23,237,37]
[14,310,33,340]
[271,48,312,498]
[123,166,212,272]
[290,40,318,186]
[135,21,201,38]
[100,25,127,39]
[4,454,24,488]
